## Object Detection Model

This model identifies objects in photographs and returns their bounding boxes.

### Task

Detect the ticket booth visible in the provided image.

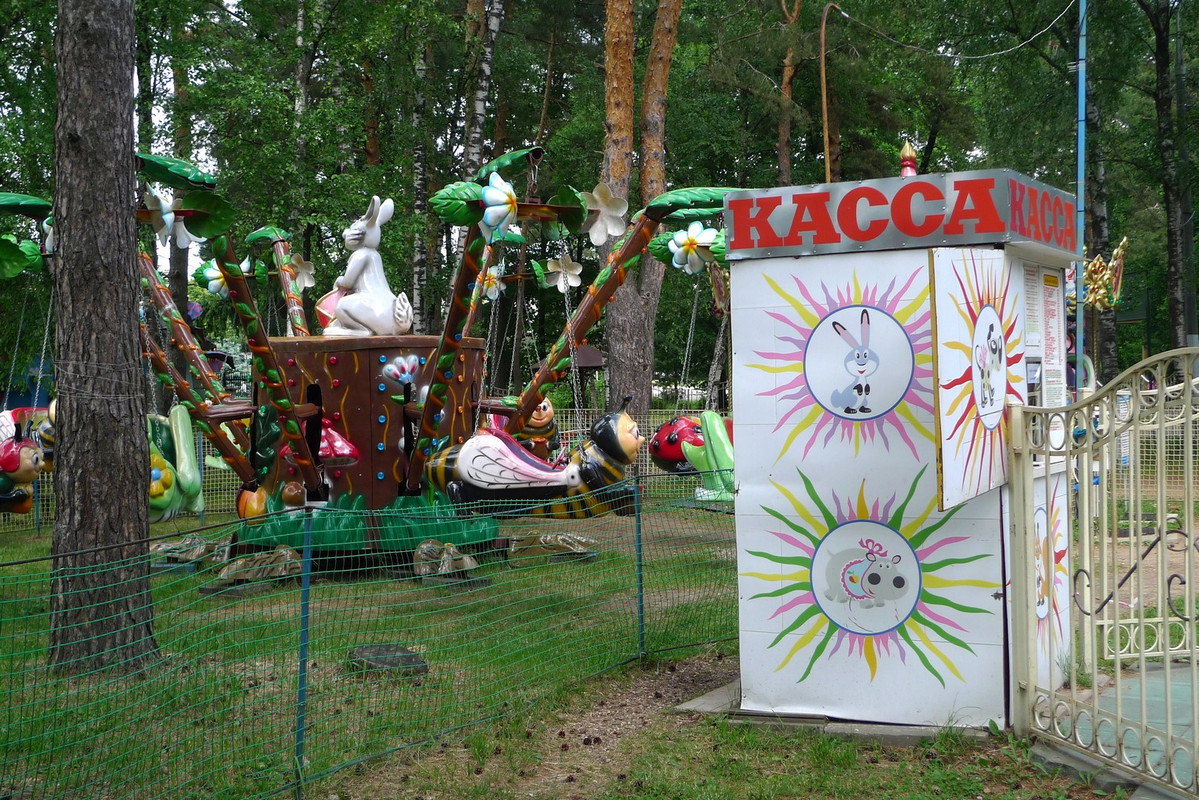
[726,170,1074,726]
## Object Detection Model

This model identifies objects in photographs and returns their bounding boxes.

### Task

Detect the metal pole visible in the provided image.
[1075,0,1087,392]
[820,3,841,184]
[293,507,313,798]
[634,478,645,659]
[1177,3,1197,344]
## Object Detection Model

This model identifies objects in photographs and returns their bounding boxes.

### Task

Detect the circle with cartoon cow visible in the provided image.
[804,306,913,422]
[971,305,1007,431]
[811,521,921,636]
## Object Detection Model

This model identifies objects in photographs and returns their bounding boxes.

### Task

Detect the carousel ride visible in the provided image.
[0,149,738,551]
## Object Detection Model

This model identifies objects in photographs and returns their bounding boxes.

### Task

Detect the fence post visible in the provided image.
[196,434,205,526]
[634,477,645,659]
[33,479,40,536]
[293,507,314,798]
[1007,404,1035,737]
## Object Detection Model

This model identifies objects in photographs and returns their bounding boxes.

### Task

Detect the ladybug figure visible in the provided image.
[649,416,703,473]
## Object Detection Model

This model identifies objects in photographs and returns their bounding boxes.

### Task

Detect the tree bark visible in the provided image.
[600,0,634,199]
[1138,0,1186,348]
[51,0,158,672]
[461,0,504,178]
[777,0,802,186]
[411,45,429,334]
[606,0,682,415]
[1084,75,1117,382]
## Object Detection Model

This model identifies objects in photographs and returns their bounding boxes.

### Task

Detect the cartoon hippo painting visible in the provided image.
[823,538,910,610]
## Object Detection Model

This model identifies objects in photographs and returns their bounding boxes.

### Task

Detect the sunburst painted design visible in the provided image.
[937,251,1025,494]
[746,268,934,462]
[742,467,998,685]
[1034,474,1068,656]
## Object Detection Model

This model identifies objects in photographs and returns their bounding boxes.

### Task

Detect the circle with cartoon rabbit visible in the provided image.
[971,305,1006,431]
[804,306,913,421]
[811,521,920,636]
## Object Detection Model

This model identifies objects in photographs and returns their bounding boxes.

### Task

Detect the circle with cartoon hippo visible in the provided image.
[804,306,913,422]
[811,520,920,636]
[971,304,1006,430]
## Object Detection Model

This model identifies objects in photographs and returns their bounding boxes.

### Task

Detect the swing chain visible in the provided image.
[3,281,32,414]
[676,280,701,414]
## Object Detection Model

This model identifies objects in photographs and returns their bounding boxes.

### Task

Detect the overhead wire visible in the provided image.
[838,0,1077,61]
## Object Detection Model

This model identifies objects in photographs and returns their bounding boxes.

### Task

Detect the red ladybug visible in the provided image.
[649,416,703,473]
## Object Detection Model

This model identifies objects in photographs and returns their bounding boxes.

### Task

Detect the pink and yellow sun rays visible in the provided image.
[1038,475,1069,655]
[742,468,997,685]
[747,269,934,462]
[938,253,1025,495]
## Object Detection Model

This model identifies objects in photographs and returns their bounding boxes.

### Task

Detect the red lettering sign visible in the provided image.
[892,182,944,238]
[728,196,785,250]
[1009,179,1028,237]
[944,178,1005,235]
[838,186,889,241]
[784,192,841,246]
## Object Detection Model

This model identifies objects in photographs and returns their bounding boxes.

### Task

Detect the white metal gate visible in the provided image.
[1010,349,1199,794]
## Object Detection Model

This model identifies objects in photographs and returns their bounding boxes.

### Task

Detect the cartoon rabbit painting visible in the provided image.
[974,322,1002,409]
[321,196,414,337]
[830,309,879,414]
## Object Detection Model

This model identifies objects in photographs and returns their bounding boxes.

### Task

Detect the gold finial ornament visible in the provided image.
[899,141,918,177]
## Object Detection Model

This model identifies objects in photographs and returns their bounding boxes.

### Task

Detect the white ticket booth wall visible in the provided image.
[726,171,1075,726]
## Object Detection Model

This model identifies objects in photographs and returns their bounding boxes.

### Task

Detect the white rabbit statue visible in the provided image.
[321,196,414,337]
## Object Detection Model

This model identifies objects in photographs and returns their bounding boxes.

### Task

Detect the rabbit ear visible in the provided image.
[364,196,381,224]
[832,320,858,348]
[377,198,395,227]
[859,309,870,347]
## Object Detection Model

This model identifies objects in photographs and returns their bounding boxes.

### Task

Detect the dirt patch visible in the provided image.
[324,648,738,799]
[508,651,738,794]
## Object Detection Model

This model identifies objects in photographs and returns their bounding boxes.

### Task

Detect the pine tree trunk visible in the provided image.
[51,0,158,673]
[776,0,802,186]
[600,0,634,200]
[605,0,682,414]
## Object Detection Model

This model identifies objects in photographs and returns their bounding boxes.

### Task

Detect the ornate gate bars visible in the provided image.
[1010,348,1199,794]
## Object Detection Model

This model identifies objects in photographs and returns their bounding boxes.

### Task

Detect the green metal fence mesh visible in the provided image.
[0,473,735,799]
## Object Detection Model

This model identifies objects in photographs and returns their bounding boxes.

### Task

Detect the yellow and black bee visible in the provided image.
[425,396,643,519]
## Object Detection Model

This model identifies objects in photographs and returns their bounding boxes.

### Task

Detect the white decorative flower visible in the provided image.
[169,199,206,249]
[482,263,505,301]
[668,221,718,275]
[290,253,315,292]
[544,252,583,294]
[41,218,54,254]
[202,262,229,299]
[581,183,629,247]
[143,185,175,247]
[479,172,518,240]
